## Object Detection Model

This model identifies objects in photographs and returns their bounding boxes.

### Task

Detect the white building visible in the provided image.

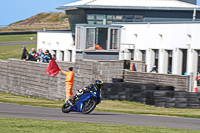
[37,0,200,77]
[116,22,200,76]
[37,31,76,62]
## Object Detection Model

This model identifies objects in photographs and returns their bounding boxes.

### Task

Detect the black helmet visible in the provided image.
[94,80,103,89]
[88,84,94,89]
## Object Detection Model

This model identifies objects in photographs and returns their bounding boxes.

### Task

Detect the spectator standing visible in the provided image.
[21,46,27,61]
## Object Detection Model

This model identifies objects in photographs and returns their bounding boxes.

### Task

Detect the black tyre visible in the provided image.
[155,102,165,107]
[112,78,124,83]
[153,91,167,97]
[174,92,187,98]
[82,98,96,114]
[165,103,175,108]
[166,98,175,103]
[175,103,187,108]
[175,98,187,102]
[62,103,71,113]
[187,98,200,103]
[186,92,198,98]
[159,86,174,91]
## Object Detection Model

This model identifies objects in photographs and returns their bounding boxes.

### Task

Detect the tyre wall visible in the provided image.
[102,82,200,109]
[124,71,189,91]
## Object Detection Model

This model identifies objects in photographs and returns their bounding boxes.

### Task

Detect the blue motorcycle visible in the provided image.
[62,80,103,114]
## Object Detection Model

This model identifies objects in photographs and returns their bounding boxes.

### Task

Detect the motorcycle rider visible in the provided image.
[67,80,103,105]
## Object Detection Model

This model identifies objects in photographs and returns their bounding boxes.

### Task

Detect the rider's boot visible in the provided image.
[67,97,76,106]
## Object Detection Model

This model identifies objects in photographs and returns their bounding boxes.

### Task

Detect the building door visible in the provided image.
[61,51,64,61]
[197,50,200,73]
[167,50,173,74]
[181,49,187,75]
[69,50,72,62]
[153,49,159,70]
[96,28,108,50]
[129,49,134,60]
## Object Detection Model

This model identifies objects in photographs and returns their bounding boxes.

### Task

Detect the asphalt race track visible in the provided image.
[0,41,36,46]
[0,102,200,130]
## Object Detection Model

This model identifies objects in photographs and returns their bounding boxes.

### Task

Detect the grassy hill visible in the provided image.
[0,12,70,32]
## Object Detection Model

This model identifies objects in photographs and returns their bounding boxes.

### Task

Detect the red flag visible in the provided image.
[45,58,60,77]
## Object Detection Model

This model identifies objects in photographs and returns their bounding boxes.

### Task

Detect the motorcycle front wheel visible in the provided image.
[62,103,71,113]
[82,98,96,114]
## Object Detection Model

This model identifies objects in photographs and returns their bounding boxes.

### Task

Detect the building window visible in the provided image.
[87,15,95,20]
[110,29,119,50]
[84,27,120,51]
[134,15,144,22]
[86,28,96,49]
[87,14,106,25]
[88,20,95,24]
[107,21,112,25]
[96,15,104,20]
[87,14,124,25]
[115,15,123,20]
[107,15,114,19]
[96,21,103,25]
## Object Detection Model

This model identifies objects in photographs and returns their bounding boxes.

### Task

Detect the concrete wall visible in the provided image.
[124,71,190,91]
[0,59,123,100]
[0,60,8,92]
[76,51,119,61]
[0,58,190,101]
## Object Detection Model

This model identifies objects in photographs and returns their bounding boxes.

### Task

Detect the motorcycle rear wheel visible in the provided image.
[62,103,71,113]
[82,98,96,114]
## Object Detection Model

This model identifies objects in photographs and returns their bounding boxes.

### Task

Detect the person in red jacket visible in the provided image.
[60,67,74,102]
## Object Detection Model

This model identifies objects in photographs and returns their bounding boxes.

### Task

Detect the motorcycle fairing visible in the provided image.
[70,92,97,112]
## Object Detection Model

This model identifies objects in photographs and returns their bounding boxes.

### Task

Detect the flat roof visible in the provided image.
[112,21,200,25]
[37,30,72,33]
[76,24,123,28]
[57,0,200,11]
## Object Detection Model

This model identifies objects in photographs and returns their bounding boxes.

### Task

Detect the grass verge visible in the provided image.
[0,117,199,133]
[0,34,37,42]
[1,92,200,118]
[0,44,36,60]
